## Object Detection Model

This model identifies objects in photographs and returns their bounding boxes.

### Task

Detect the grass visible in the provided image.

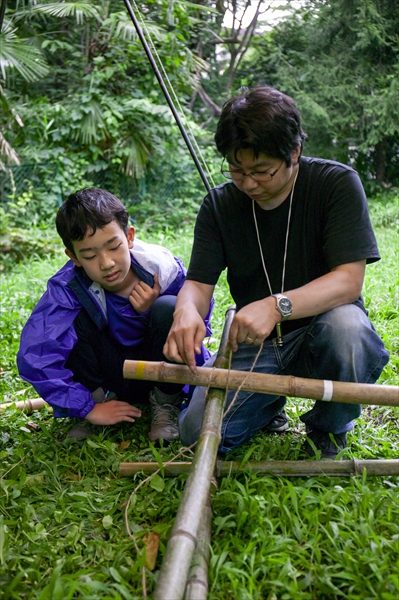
[0,194,398,599]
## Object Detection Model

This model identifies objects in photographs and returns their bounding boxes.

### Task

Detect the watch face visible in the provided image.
[279,297,292,315]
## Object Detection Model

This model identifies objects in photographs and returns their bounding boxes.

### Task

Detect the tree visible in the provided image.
[236,0,399,187]
[187,0,279,125]
[2,0,214,179]
[0,16,49,168]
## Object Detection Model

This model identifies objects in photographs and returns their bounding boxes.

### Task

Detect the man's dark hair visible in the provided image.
[215,86,307,166]
[56,188,129,254]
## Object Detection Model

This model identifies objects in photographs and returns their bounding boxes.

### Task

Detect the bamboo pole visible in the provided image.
[120,459,399,478]
[124,361,399,407]
[0,398,49,413]
[184,497,212,600]
[153,306,236,600]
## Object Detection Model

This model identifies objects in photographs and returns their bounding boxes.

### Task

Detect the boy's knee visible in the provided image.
[149,295,176,328]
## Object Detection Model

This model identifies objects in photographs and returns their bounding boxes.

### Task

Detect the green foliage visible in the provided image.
[0,20,49,82]
[0,194,398,597]
[0,181,61,272]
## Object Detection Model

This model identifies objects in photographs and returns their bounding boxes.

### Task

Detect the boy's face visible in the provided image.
[66,221,136,294]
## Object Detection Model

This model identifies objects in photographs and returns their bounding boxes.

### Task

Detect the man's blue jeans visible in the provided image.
[179,304,389,453]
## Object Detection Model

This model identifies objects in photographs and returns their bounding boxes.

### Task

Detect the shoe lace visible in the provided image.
[151,403,180,427]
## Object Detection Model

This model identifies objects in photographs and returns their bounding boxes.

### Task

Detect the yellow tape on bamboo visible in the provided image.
[135,361,147,380]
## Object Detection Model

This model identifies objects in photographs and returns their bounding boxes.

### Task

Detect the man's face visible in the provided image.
[66,221,135,294]
[226,147,300,209]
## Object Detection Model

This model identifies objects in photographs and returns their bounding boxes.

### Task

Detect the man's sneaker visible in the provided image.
[149,387,183,444]
[263,410,289,433]
[303,428,347,460]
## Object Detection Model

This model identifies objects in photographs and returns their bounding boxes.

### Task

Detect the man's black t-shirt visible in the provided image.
[187,157,380,337]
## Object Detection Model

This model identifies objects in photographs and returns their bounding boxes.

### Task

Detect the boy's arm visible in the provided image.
[17,286,98,419]
[85,400,142,425]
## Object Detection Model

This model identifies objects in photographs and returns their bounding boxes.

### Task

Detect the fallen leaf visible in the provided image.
[26,475,45,486]
[66,470,81,480]
[26,421,39,431]
[143,531,160,571]
[119,440,131,450]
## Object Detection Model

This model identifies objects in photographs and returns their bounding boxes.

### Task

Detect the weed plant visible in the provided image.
[0,196,398,599]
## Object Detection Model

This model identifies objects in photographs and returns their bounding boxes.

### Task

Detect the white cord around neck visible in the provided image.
[252,167,299,295]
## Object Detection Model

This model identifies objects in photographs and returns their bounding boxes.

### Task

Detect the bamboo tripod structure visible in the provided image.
[122,309,398,598]
[152,306,236,600]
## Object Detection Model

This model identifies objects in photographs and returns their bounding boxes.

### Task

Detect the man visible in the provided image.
[164,86,389,459]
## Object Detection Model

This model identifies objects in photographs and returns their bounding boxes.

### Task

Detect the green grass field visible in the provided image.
[0,195,398,599]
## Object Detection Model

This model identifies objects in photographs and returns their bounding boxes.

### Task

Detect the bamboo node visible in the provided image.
[169,529,197,546]
[185,578,208,590]
[353,458,363,476]
[200,425,221,440]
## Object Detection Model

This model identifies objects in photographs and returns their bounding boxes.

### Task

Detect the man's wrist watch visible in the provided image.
[272,293,293,322]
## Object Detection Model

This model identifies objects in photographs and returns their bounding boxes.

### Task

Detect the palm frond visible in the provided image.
[73,99,105,146]
[103,12,165,43]
[0,130,21,168]
[0,23,49,82]
[121,137,150,179]
[32,2,101,25]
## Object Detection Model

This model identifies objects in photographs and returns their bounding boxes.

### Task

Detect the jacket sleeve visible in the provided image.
[161,256,187,297]
[17,277,96,419]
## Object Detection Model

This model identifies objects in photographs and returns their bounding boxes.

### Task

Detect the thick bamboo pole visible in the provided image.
[124,361,399,407]
[120,459,399,478]
[184,497,212,600]
[153,306,235,600]
[0,398,49,413]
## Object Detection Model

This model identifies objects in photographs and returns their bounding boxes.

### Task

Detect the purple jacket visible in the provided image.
[17,240,212,418]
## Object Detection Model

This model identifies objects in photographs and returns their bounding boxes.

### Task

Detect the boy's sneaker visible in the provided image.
[303,428,347,460]
[65,422,93,443]
[149,387,183,444]
[263,409,289,433]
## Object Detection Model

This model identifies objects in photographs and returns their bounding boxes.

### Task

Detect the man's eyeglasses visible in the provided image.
[221,160,284,183]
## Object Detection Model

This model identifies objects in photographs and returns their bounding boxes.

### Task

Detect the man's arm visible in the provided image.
[163,280,215,372]
[228,260,366,350]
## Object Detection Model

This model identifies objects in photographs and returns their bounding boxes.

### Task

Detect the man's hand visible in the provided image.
[85,400,142,425]
[129,273,161,313]
[164,305,206,373]
[229,297,279,352]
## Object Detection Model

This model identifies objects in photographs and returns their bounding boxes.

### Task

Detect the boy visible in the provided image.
[17,187,211,442]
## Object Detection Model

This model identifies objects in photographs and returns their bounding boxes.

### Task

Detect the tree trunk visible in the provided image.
[375,137,387,183]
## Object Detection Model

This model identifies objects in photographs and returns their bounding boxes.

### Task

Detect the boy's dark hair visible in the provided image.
[56,188,129,254]
[215,86,307,166]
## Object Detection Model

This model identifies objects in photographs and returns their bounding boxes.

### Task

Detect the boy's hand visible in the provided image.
[85,400,142,425]
[129,273,161,313]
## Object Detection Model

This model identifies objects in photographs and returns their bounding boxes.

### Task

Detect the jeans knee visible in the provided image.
[309,304,380,355]
[306,304,388,383]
